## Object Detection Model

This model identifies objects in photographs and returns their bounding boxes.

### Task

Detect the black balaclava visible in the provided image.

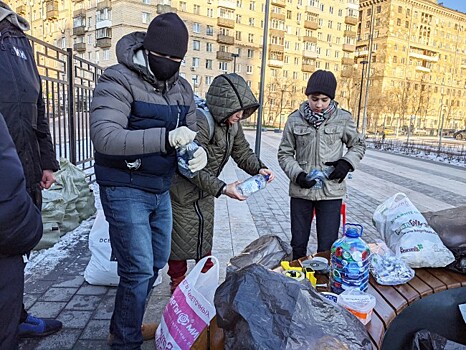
[143,12,188,81]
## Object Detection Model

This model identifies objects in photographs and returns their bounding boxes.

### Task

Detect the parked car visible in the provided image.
[412,129,428,136]
[453,129,466,140]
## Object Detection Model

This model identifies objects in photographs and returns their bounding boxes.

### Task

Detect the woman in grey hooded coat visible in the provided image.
[168,73,275,291]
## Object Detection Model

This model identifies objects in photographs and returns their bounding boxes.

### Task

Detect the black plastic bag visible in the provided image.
[226,235,292,275]
[215,264,373,350]
[411,329,466,350]
[423,206,466,274]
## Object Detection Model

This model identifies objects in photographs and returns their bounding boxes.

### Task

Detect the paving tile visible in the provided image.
[26,301,67,318]
[57,310,93,328]
[80,319,109,340]
[66,295,103,311]
[39,287,77,302]
[76,284,108,295]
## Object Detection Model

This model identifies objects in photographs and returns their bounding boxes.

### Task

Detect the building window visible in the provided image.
[103,49,110,61]
[205,75,213,85]
[206,42,213,52]
[142,12,150,24]
[192,57,200,67]
[249,18,255,26]
[236,14,242,24]
[247,49,254,58]
[236,31,241,40]
[248,33,254,43]
[142,0,150,4]
[179,1,187,12]
[376,5,381,13]
[246,65,253,74]
[206,59,212,69]
[219,61,228,71]
[249,1,255,11]
[193,23,200,33]
[193,4,200,14]
[207,8,214,17]
[193,40,200,50]
[206,25,213,35]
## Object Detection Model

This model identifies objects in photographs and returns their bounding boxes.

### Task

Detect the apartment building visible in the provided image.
[8,0,464,131]
[356,0,466,134]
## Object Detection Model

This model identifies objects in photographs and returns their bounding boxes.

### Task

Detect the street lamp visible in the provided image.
[231,53,239,73]
[356,60,368,130]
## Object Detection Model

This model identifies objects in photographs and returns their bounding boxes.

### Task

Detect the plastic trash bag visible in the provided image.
[369,241,415,285]
[226,235,292,276]
[215,264,373,350]
[423,206,466,274]
[411,329,466,350]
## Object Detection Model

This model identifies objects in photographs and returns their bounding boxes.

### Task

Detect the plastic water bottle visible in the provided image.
[177,141,199,178]
[329,223,371,294]
[306,166,334,189]
[237,174,270,197]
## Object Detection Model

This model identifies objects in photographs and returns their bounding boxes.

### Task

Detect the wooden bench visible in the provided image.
[311,252,466,349]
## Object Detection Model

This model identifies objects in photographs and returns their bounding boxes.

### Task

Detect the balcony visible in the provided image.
[344,16,358,25]
[408,52,439,62]
[74,42,86,52]
[268,59,284,68]
[217,34,234,45]
[341,57,354,65]
[73,8,85,17]
[96,38,112,48]
[304,20,319,30]
[355,49,369,57]
[302,35,317,44]
[342,44,356,52]
[415,66,430,73]
[96,19,112,29]
[270,12,286,21]
[218,0,236,9]
[72,0,84,2]
[341,68,354,78]
[97,0,111,10]
[271,0,286,7]
[46,0,59,20]
[305,6,320,15]
[16,5,26,16]
[216,51,234,61]
[302,63,315,73]
[269,44,284,54]
[217,17,235,29]
[302,50,318,59]
[73,25,86,36]
[156,4,175,14]
[344,29,357,38]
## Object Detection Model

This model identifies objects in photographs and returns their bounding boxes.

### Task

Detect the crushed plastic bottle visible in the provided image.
[237,174,270,197]
[177,141,199,178]
[306,166,334,189]
[329,223,371,294]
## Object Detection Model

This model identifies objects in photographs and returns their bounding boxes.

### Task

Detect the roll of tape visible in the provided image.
[283,270,305,281]
[302,259,329,274]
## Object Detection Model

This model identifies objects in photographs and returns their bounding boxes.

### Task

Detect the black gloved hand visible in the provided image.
[296,172,317,189]
[325,159,353,183]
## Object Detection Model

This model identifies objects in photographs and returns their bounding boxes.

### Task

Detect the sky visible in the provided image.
[438,0,466,14]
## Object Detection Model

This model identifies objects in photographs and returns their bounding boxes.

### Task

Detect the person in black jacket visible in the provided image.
[0,1,62,338]
[0,114,43,349]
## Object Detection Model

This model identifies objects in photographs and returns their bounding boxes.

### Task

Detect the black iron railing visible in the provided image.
[28,35,103,182]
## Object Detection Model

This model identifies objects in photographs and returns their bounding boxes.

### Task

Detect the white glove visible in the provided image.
[168,126,197,148]
[188,147,208,172]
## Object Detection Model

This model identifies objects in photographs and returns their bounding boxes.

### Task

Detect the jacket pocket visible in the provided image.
[293,126,313,163]
[323,125,343,144]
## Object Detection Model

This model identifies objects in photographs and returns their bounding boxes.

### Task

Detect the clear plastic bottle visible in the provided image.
[329,223,371,294]
[306,166,334,189]
[177,141,199,178]
[236,174,270,197]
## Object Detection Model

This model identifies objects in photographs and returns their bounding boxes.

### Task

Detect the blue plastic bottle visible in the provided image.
[177,141,199,178]
[329,223,371,294]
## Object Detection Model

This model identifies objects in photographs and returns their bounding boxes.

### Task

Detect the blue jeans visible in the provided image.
[99,186,172,350]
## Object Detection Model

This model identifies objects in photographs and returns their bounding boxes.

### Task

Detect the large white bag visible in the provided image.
[155,256,219,350]
[84,210,119,286]
[372,193,455,268]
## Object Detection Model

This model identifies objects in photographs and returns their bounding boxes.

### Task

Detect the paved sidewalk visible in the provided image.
[19,130,466,349]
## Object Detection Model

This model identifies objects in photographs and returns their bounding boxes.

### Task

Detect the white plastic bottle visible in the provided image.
[236,174,270,197]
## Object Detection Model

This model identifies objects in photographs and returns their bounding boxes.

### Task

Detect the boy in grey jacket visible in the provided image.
[278,70,365,259]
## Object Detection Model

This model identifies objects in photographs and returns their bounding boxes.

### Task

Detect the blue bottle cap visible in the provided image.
[264,174,270,181]
[345,228,360,238]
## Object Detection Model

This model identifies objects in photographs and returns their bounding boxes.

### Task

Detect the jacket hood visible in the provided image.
[0,1,30,31]
[205,73,259,124]
[115,32,179,89]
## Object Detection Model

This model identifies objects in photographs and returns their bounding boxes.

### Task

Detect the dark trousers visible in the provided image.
[19,185,43,323]
[290,197,342,260]
[0,255,25,349]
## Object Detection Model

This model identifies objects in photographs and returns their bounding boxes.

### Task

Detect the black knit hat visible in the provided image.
[305,70,337,99]
[143,13,188,59]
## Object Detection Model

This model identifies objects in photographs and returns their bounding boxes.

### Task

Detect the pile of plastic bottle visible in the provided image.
[329,223,371,294]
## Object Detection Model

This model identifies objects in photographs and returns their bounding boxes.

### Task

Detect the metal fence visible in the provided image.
[29,35,103,182]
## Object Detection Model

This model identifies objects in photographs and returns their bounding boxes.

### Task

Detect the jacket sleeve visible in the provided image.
[90,67,168,156]
[0,115,43,256]
[277,116,303,182]
[230,123,266,175]
[188,112,226,197]
[35,79,59,172]
[341,115,366,170]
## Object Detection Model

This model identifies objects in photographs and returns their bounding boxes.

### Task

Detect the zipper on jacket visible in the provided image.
[194,199,204,260]
[216,124,231,177]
